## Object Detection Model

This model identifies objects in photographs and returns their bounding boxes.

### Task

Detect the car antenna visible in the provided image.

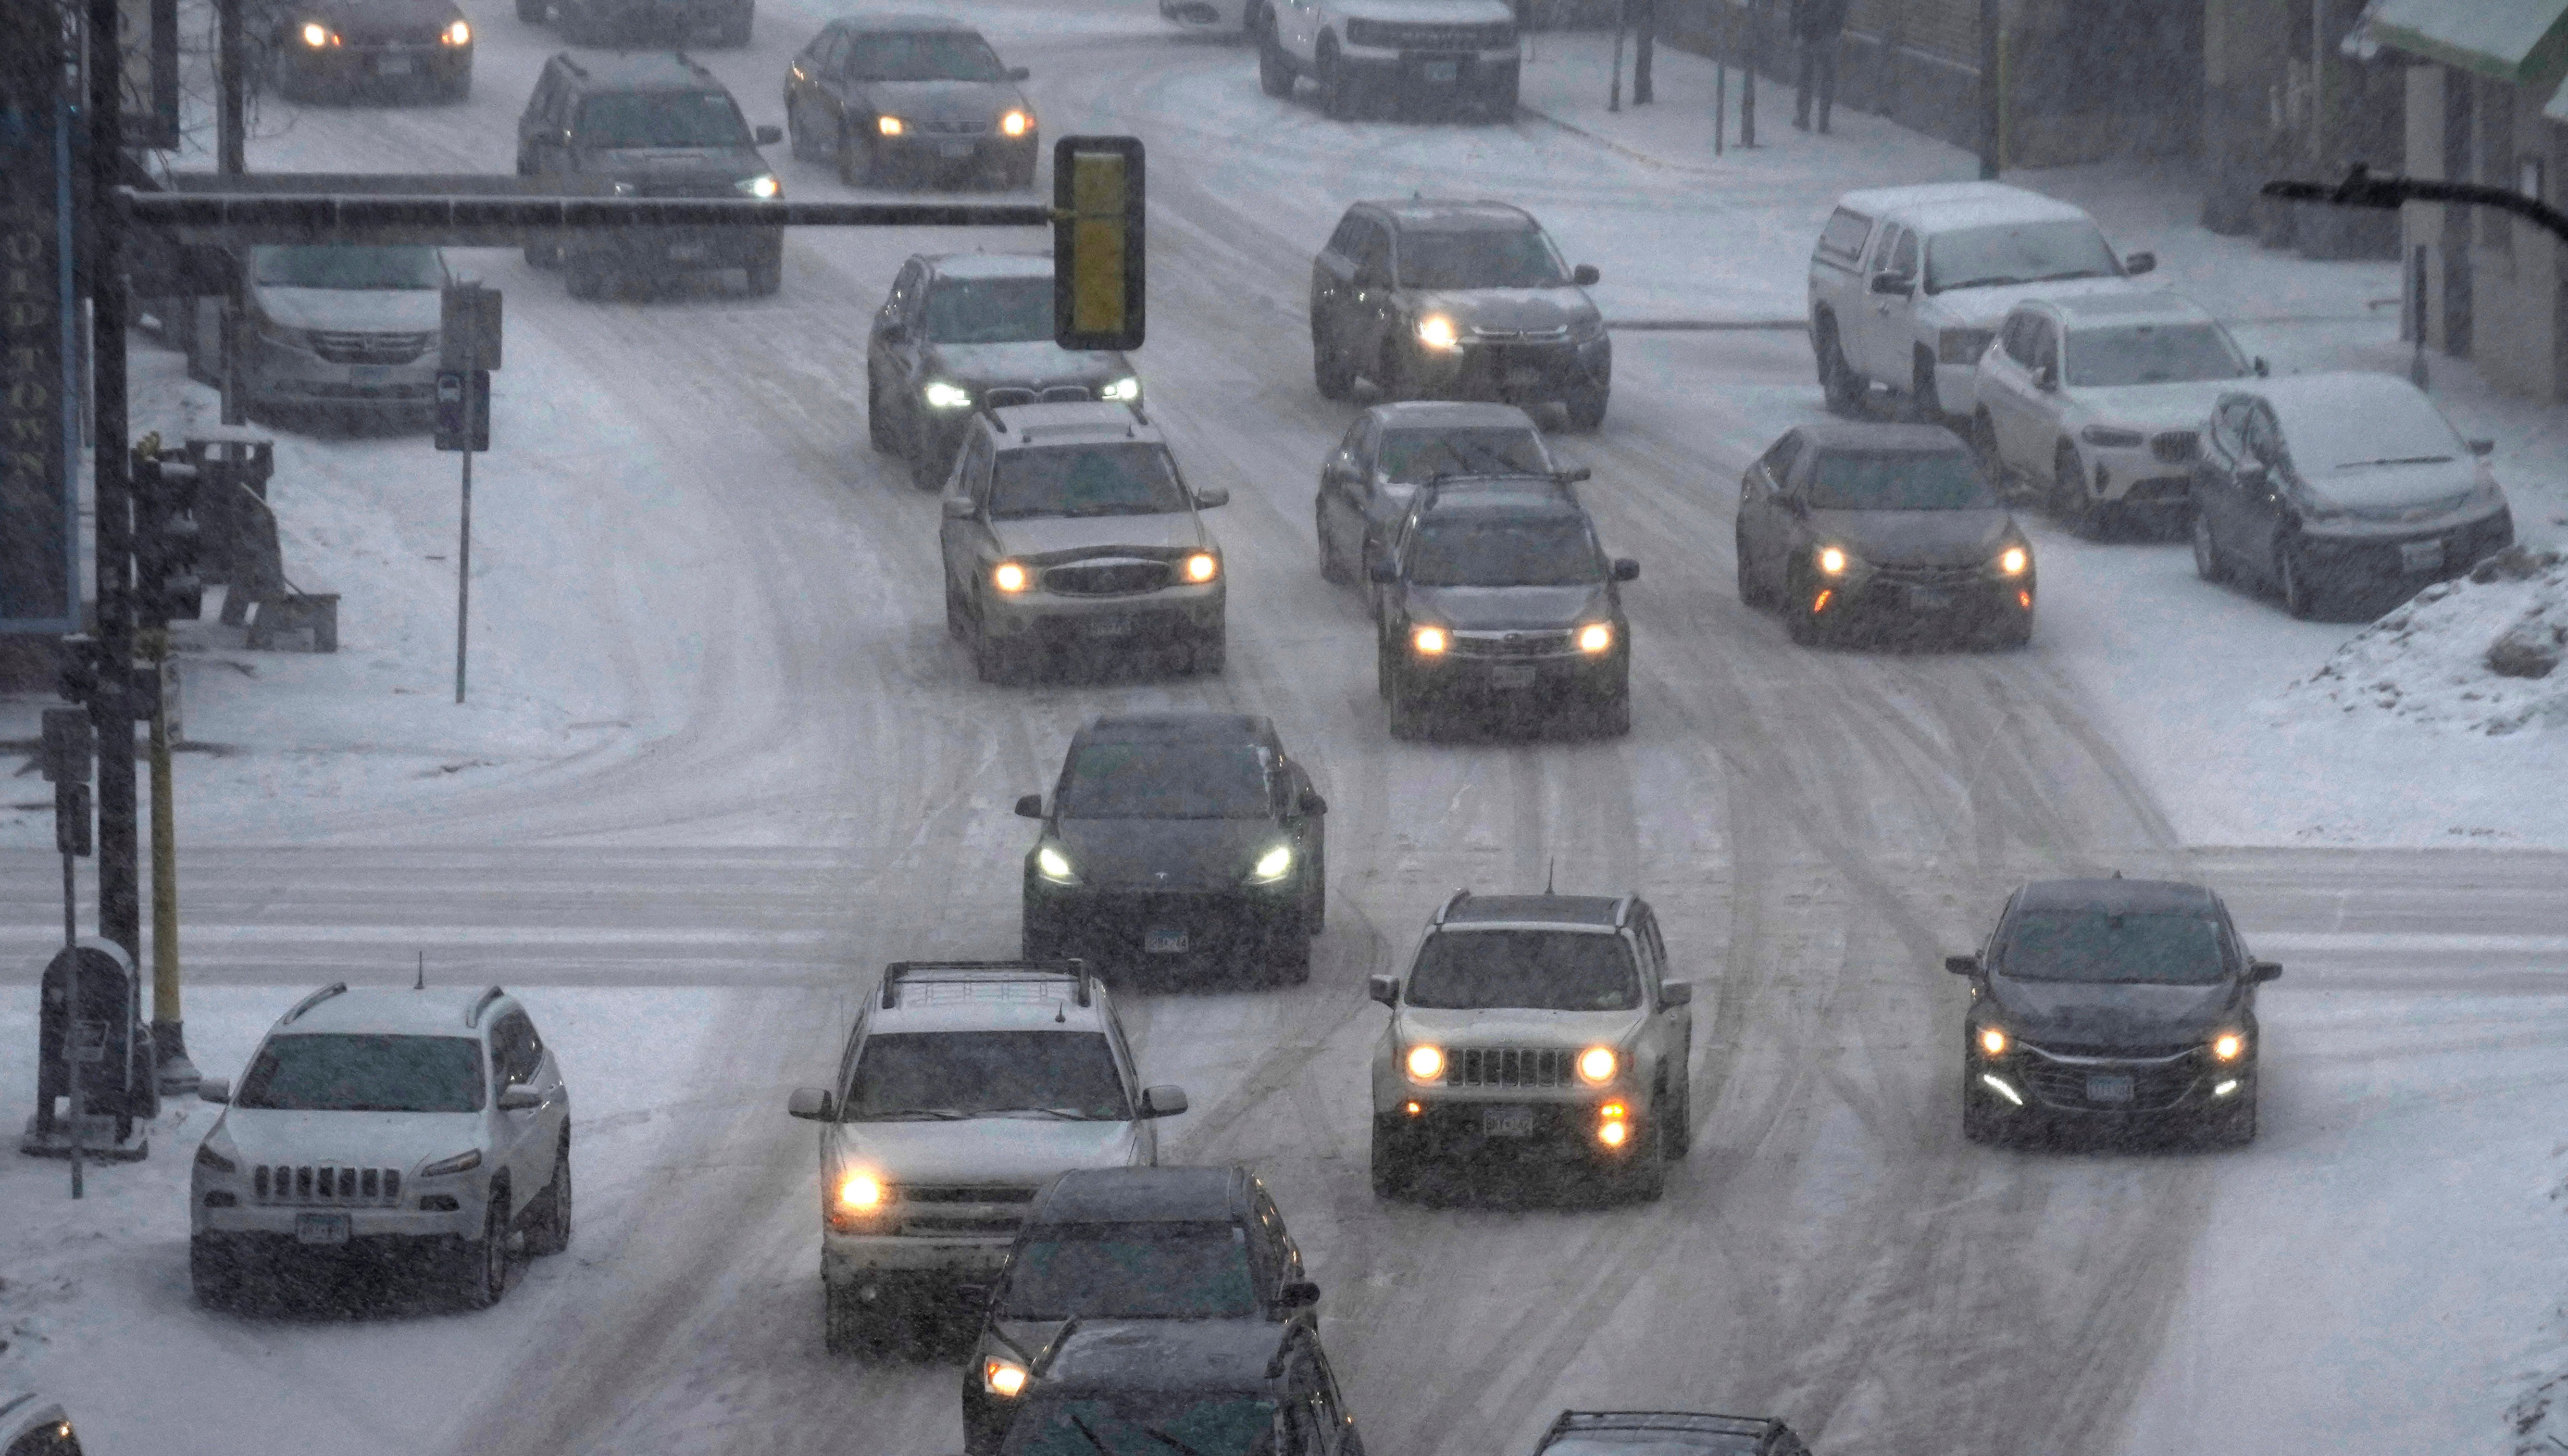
[1054,999,1067,1024]
[1544,857,1556,895]
[415,951,426,990]
[2111,869,2124,878]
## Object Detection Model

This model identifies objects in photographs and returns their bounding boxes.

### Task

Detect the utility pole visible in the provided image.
[143,627,194,1093]
[1739,0,1759,148]
[217,0,247,426]
[1977,0,2000,179]
[86,0,143,972]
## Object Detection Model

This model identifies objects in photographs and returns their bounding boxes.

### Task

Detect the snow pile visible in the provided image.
[2281,550,2568,736]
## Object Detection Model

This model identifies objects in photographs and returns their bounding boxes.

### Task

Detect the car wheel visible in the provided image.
[1368,1118,1416,1200]
[1312,330,1355,400]
[523,241,560,269]
[1660,1045,1692,1159]
[1968,409,2004,491]
[1375,630,1395,700]
[441,70,472,103]
[838,123,877,187]
[2054,444,2097,538]
[1482,69,1519,118]
[866,376,895,454]
[1785,567,1824,646]
[1317,39,1356,119]
[2191,508,2227,583]
[515,0,544,21]
[1387,661,1428,739]
[1734,530,1769,607]
[1003,152,1037,190]
[1909,351,1944,422]
[720,4,751,45]
[1817,316,1866,415]
[457,1188,509,1309]
[1265,921,1312,986]
[1303,849,1326,933]
[1257,20,1294,97]
[944,574,969,638]
[2277,536,2318,619]
[1620,1109,1666,1201]
[1317,503,1351,584]
[1562,383,1609,433]
[190,1234,241,1309]
[822,1281,868,1356]
[1376,341,1415,403]
[907,418,946,492]
[526,1136,572,1255]
[1190,627,1226,676]
[745,248,783,297]
[972,613,1014,685]
[1961,1082,2002,1145]
[1591,681,1631,738]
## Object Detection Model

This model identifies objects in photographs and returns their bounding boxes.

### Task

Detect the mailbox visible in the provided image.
[36,938,158,1141]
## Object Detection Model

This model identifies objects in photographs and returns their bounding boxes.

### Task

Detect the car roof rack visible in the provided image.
[1611,894,1636,927]
[881,959,1093,1010]
[466,985,507,1027]
[1432,888,1472,924]
[281,981,349,1024]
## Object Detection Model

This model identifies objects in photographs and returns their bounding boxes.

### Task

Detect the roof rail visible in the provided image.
[880,959,1095,1011]
[1612,895,1636,927]
[466,985,506,1028]
[1434,888,1472,924]
[282,982,349,1024]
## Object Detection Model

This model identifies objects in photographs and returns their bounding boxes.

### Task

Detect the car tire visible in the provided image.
[1482,69,1519,119]
[972,614,1014,685]
[1591,683,1631,738]
[1257,22,1294,97]
[907,418,946,491]
[2277,536,2318,619]
[1987,615,2033,650]
[1265,923,1312,986]
[1785,567,1824,646]
[1190,628,1226,676]
[2053,444,2099,538]
[1817,316,1866,415]
[1968,409,2004,490]
[867,377,896,454]
[1375,630,1395,700]
[515,0,544,21]
[441,70,472,104]
[1562,383,1609,433]
[1660,1046,1692,1159]
[1387,661,1428,740]
[745,248,783,297]
[1735,530,1769,607]
[1621,1110,1666,1201]
[719,4,751,46]
[190,1234,242,1309]
[1368,1118,1416,1200]
[822,1281,866,1356]
[1312,332,1355,400]
[1909,351,1944,423]
[526,1135,572,1256]
[1961,1084,2002,1145]
[1317,39,1356,120]
[1003,152,1038,190]
[523,241,560,269]
[457,1188,509,1310]
[944,575,970,639]
[1303,848,1326,934]
[2209,1086,2258,1148]
[2189,509,2227,584]
[1317,504,1351,584]
[838,123,877,187]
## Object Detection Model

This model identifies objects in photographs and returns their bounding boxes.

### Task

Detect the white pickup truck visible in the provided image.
[1806,182,2156,423]
[1253,0,1519,119]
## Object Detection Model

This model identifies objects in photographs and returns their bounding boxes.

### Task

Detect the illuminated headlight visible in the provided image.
[992,561,1030,594]
[1816,545,1850,576]
[736,173,781,199]
[1979,1073,2024,1107]
[984,1359,1029,1397]
[1416,315,1460,352]
[441,18,470,44]
[1249,844,1293,883]
[1100,376,1141,403]
[1403,1044,1444,1083]
[1996,545,2029,576]
[1938,327,1994,365]
[924,381,973,409]
[2213,1079,2240,1097]
[838,1172,888,1210]
[1976,1025,2009,1057]
[420,1149,482,1178]
[1411,625,1448,656]
[1000,109,1032,138]
[1597,1116,1628,1147]
[1576,1046,1618,1085]
[1576,622,1613,655]
[300,21,334,46]
[1183,552,1219,583]
[2080,424,2146,449]
[2211,1032,2246,1062]
[1036,844,1076,883]
[877,115,904,136]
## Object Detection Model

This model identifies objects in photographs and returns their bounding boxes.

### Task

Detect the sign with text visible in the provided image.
[1,12,84,634]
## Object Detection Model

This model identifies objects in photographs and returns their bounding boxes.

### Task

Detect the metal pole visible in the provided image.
[217,0,245,175]
[1610,4,1625,113]
[455,447,471,704]
[145,629,194,1094]
[63,850,82,1199]
[1739,0,1758,148]
[88,0,143,970]
[1977,0,2000,179]
[1715,62,1726,155]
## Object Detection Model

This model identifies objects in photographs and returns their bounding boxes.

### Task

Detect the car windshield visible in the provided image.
[989,444,1192,519]
[1407,519,1598,587]
[2000,910,2229,985]
[237,1034,485,1113]
[1805,451,1997,511]
[842,1031,1131,1120]
[1379,426,1551,483]
[574,90,751,149]
[1541,1439,1765,1456]
[1001,1222,1260,1319]
[248,245,443,290]
[1405,930,1640,1010]
[843,31,1008,81]
[1397,228,1566,290]
[1925,219,2120,293]
[927,277,1054,344]
[1007,1396,1281,1456]
[2067,323,2246,388]
[1060,740,1270,820]
[2270,388,2466,470]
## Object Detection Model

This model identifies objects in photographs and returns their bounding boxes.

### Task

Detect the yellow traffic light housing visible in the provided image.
[1053,136,1144,353]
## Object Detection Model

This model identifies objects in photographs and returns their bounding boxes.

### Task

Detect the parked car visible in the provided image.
[784,17,1037,188]
[515,52,784,298]
[962,1166,1317,1455]
[184,244,451,424]
[1310,199,1611,429]
[1806,181,2155,421]
[1018,712,1327,983]
[1315,400,1563,585]
[871,253,1142,490]
[0,1393,82,1456]
[1533,1411,1814,1456]
[784,962,1188,1355]
[189,983,573,1311]
[523,0,749,51]
[1972,291,2260,537]
[1734,421,2035,648]
[1951,877,2278,1147]
[992,1319,1365,1456]
[2189,371,2513,618]
[1254,0,1518,118]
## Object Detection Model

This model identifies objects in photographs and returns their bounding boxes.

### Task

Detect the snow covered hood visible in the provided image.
[1407,583,1609,632]
[208,1107,484,1172]
[990,510,1211,561]
[1395,1004,1644,1051]
[1332,0,1515,26]
[854,78,1026,128]
[2065,380,2234,433]
[253,286,441,334]
[1807,507,2018,570]
[829,1116,1147,1185]
[1984,975,2246,1048]
[1414,286,1598,334]
[1053,815,1285,890]
[930,340,1128,391]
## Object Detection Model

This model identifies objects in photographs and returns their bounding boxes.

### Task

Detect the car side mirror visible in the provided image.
[1661,981,1692,1007]
[1366,555,1397,583]
[1944,953,1980,976]
[1611,558,1640,582]
[1013,793,1045,819]
[1007,66,1031,81]
[1559,465,1592,484]
[754,124,783,146]
[2035,364,2058,392]
[1279,1280,1320,1309]
[497,1086,542,1112]
[1869,270,1913,297]
[2250,959,2283,983]
[1193,486,1230,508]
[1297,786,1327,815]
[199,1077,231,1104]
[1572,263,1601,286]
[2123,250,2157,275]
[787,1086,835,1121]
[1139,1085,1189,1118]
[943,495,976,519]
[2470,438,2496,457]
[1367,974,1398,1006]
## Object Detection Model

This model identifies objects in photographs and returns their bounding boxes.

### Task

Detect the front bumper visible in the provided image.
[278,43,470,91]
[1408,334,1609,403]
[191,1190,481,1241]
[1339,45,1519,93]
[981,575,1223,646]
[1400,643,1624,705]
[1973,1045,2252,1121]
[823,1230,1013,1293]
[2083,440,2201,509]
[876,130,1038,175]
[572,225,782,277]
[245,333,441,409]
[1372,1097,1641,1163]
[1811,562,2033,637]
[2298,507,2513,591]
[1025,880,1301,970]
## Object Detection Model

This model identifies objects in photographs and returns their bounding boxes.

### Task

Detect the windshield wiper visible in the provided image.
[2335,455,2453,468]
[1941,274,2027,290]
[2028,269,2106,282]
[996,1107,1118,1121]
[1064,1413,1116,1456]
[866,1107,975,1121]
[1135,1425,1216,1456]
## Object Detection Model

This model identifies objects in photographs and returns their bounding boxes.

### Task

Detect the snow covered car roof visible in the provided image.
[2238,371,2466,458]
[2042,291,2219,329]
[1357,197,1539,232]
[987,399,1163,447]
[926,250,1052,281]
[269,983,516,1037]
[2015,878,2219,916]
[1034,1165,1250,1223]
[1834,181,2095,234]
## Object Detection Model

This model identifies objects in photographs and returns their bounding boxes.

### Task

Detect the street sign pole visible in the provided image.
[437,284,499,704]
[86,0,144,973]
[455,443,471,704]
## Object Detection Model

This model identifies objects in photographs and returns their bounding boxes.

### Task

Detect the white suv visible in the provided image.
[786,961,1188,1355]
[1254,0,1519,119]
[190,983,572,1311]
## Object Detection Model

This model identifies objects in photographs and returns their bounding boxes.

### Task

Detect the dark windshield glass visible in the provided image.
[844,1031,1130,1120]
[2001,910,2228,985]
[1806,451,1996,510]
[1001,1222,1258,1319]
[1006,1396,1280,1456]
[239,1034,484,1113]
[844,32,1007,80]
[2067,323,2246,388]
[1397,229,1565,290]
[1406,930,1639,1010]
[1925,219,2119,293]
[1541,1439,1764,1456]
[250,245,442,290]
[926,277,1053,344]
[575,91,751,149]
[1379,426,1551,483]
[989,445,1191,519]
[1408,519,1597,587]
[1061,739,1269,820]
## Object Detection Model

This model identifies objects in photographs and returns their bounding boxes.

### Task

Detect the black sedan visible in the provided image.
[1951,877,2279,1148]
[1734,421,2035,648]
[264,0,471,102]
[783,17,1037,188]
[1019,713,1326,985]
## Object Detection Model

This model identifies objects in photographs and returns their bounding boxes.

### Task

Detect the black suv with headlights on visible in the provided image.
[784,17,1038,188]
[1372,479,1636,739]
[1951,877,2279,1148]
[515,52,785,298]
[1019,713,1327,985]
[992,1318,1365,1456]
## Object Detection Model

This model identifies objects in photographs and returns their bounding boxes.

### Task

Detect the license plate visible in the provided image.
[1491,664,1536,689]
[1087,617,1135,637]
[939,142,975,161]
[1144,926,1188,955]
[1909,587,1953,611]
[668,242,708,262]
[2400,538,2444,573]
[375,54,415,75]
[348,364,389,384]
[1422,59,1460,83]
[2084,1074,2135,1104]
[1506,368,1543,390]
[1481,1106,1534,1138]
[295,1213,351,1245]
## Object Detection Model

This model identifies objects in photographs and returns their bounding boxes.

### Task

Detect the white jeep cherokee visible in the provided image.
[786,961,1188,1355]
[1254,0,1519,119]
[190,983,572,1311]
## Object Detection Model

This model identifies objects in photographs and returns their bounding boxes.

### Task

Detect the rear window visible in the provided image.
[1406,930,1639,1011]
[1816,207,1872,266]
[844,1030,1130,1120]
[1001,1221,1258,1319]
[2000,910,2228,985]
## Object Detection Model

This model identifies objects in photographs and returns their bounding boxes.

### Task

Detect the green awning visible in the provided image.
[2363,0,2568,85]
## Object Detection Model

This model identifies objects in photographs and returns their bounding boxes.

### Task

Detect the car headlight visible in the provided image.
[420,1149,482,1178]
[300,21,335,46]
[1404,1044,1445,1083]
[984,1358,1030,1397]
[441,18,470,44]
[1411,624,1448,656]
[1976,1025,2009,1058]
[838,1172,888,1210]
[1416,315,1460,352]
[1938,327,1994,365]
[1249,844,1293,883]
[1036,844,1076,883]
[992,561,1030,594]
[1996,545,2029,576]
[1000,109,1032,138]
[2210,1032,2246,1062]
[194,1140,236,1174]
[1576,1046,1617,1085]
[1183,552,1219,584]
[1576,622,1613,655]
[877,115,904,136]
[1100,376,1141,403]
[736,173,781,199]
[1816,545,1850,576]
[924,381,973,410]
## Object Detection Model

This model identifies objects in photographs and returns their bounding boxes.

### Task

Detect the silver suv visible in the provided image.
[939,402,1230,683]
[190,983,572,1310]
[1368,891,1693,1201]
[785,961,1189,1355]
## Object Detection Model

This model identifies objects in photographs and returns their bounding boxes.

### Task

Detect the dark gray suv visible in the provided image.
[515,52,784,298]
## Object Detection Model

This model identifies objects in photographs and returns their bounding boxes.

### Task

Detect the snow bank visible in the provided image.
[2281,551,2568,737]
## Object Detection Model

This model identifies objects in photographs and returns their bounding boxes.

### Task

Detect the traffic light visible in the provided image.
[132,443,204,626]
[1053,136,1144,353]
[55,633,111,707]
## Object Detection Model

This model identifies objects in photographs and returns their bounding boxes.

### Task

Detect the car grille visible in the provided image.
[2017,1045,2200,1112]
[1045,559,1173,596]
[1449,628,1573,658]
[913,117,986,136]
[1348,19,1514,49]
[1868,561,1983,587]
[1468,325,1571,343]
[984,385,1094,408]
[338,20,447,44]
[895,1184,1038,1237]
[309,330,431,365]
[252,1163,403,1205]
[2149,430,2199,463]
[637,179,742,199]
[1444,1046,1572,1088]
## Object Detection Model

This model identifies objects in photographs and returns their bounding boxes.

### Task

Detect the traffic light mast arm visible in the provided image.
[2263,164,2568,246]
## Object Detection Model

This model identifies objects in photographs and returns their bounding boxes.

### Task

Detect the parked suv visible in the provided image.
[185,244,453,424]
[963,1166,1318,1455]
[1371,477,1637,737]
[1315,400,1565,585]
[515,52,784,298]
[995,1319,1366,1456]
[189,983,573,1311]
[871,253,1143,489]
[1368,890,1693,1201]
[1254,0,1518,119]
[784,962,1189,1355]
[1311,199,1610,429]
[1806,181,2154,421]
[940,403,1228,682]
[784,17,1038,187]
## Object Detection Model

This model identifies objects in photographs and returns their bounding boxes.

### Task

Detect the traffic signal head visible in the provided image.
[1053,136,1144,353]
[132,446,204,627]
